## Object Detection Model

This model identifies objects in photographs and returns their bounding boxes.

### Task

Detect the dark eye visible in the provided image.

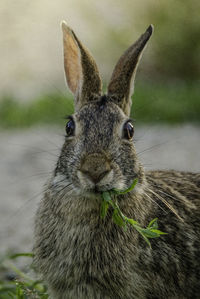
[66,119,75,136]
[123,121,134,140]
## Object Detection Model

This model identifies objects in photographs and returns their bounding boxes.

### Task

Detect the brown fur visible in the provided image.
[34,23,200,298]
[108,25,153,115]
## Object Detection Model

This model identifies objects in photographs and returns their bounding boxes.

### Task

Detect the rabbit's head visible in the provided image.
[52,22,153,199]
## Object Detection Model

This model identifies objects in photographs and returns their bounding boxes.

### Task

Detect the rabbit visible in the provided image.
[33,21,200,299]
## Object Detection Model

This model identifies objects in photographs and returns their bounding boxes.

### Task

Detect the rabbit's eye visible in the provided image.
[66,119,75,136]
[123,121,134,140]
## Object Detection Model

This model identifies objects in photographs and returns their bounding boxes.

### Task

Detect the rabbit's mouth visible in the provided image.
[51,167,135,200]
[77,168,126,195]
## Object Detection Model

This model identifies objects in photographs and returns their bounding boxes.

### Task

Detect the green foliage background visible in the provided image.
[146,0,200,81]
[0,82,199,129]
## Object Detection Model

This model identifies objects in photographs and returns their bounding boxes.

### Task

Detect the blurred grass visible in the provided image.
[145,0,200,81]
[132,81,200,124]
[0,81,199,129]
[0,94,74,129]
[0,253,49,298]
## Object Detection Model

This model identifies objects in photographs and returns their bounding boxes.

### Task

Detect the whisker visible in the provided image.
[142,189,167,215]
[31,130,62,151]
[56,181,74,195]
[134,127,155,143]
[137,141,169,156]
[148,187,183,221]
[30,150,60,157]
[149,182,180,202]
[157,177,190,183]
[57,184,74,200]
[9,171,52,187]
[4,141,60,160]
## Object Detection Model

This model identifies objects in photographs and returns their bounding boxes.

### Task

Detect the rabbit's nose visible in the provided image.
[80,154,111,184]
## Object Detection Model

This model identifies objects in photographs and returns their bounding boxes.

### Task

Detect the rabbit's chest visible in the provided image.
[51,221,144,295]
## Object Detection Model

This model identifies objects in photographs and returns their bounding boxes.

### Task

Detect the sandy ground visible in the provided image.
[0,125,200,254]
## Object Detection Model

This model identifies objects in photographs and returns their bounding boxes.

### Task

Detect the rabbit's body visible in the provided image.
[34,23,200,298]
[34,170,200,299]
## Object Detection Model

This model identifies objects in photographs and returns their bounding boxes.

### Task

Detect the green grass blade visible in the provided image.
[9,253,34,259]
[102,191,112,202]
[100,178,167,247]
[113,178,138,195]
[100,200,109,219]
[112,209,125,227]
[147,218,158,229]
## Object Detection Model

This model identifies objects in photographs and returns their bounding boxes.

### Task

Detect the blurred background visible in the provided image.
[0,0,200,256]
[1,0,200,125]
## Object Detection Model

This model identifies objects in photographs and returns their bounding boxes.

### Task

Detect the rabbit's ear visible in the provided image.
[61,21,102,110]
[107,25,153,115]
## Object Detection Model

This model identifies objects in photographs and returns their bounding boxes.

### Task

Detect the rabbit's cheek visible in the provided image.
[50,173,75,196]
[52,173,67,188]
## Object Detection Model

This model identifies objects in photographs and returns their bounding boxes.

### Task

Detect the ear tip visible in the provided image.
[61,20,71,33]
[146,24,154,35]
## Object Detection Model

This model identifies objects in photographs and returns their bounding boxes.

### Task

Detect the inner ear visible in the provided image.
[62,21,102,110]
[62,24,82,95]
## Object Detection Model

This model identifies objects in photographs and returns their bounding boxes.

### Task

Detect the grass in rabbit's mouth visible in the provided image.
[101,179,167,247]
